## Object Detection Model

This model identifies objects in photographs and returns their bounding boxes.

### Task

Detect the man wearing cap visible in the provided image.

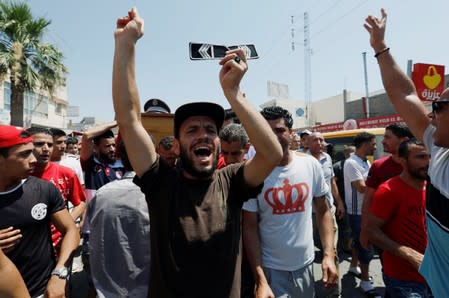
[299,129,311,152]
[0,125,79,298]
[143,98,171,114]
[112,7,282,298]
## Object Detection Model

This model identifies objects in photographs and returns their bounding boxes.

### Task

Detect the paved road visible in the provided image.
[314,248,385,297]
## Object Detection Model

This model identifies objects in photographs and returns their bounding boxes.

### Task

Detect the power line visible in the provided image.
[311,0,369,39]
[310,0,342,25]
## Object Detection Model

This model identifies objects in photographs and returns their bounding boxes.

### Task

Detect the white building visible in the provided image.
[260,98,307,129]
[0,81,68,128]
[259,90,364,130]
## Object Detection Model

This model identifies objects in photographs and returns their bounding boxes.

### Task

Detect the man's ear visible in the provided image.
[173,139,180,156]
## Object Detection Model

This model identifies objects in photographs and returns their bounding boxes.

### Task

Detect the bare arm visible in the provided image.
[330,177,345,219]
[0,249,30,298]
[80,121,118,161]
[219,50,282,187]
[367,214,423,270]
[360,187,375,249]
[242,211,274,298]
[112,8,157,177]
[351,179,367,194]
[364,9,430,141]
[313,196,338,288]
[46,209,80,298]
[70,201,86,222]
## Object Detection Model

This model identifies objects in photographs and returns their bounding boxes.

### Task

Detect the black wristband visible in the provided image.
[374,47,390,58]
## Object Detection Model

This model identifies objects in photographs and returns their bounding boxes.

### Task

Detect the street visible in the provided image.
[314,248,385,297]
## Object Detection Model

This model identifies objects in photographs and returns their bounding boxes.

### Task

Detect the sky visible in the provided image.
[28,0,449,123]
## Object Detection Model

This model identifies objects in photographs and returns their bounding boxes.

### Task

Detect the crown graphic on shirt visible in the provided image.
[264,179,309,214]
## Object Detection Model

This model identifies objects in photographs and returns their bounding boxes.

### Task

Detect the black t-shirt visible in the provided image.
[0,177,66,297]
[134,158,263,298]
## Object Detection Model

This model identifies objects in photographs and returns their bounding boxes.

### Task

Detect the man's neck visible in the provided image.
[279,150,293,166]
[400,172,425,190]
[311,151,322,160]
[0,177,23,192]
[355,149,367,160]
[33,162,51,176]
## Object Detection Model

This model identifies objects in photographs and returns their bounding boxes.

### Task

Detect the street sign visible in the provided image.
[189,43,259,60]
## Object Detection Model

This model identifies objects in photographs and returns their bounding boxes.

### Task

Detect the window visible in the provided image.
[3,82,11,111]
[3,82,48,118]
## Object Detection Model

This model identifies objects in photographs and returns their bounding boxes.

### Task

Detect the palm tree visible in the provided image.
[0,1,67,127]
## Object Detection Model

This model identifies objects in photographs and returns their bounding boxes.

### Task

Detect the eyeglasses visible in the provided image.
[431,100,449,114]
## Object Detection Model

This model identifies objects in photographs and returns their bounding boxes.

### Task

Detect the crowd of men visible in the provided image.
[0,6,448,298]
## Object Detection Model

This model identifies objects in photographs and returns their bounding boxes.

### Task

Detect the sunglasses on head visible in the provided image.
[19,131,31,138]
[432,100,449,114]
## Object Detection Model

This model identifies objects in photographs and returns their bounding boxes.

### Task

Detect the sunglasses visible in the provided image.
[432,100,449,114]
[19,131,31,138]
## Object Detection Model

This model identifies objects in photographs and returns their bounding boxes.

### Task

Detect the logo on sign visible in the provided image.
[412,63,445,101]
[423,66,441,89]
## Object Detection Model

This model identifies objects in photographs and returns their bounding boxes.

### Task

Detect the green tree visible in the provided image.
[0,1,67,127]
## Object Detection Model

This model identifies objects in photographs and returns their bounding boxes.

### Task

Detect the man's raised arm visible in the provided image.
[218,49,282,187]
[364,8,430,141]
[112,7,157,177]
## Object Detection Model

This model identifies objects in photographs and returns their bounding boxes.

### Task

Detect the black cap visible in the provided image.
[174,102,225,138]
[143,98,171,113]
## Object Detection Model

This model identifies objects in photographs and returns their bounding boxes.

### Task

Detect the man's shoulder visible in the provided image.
[52,162,76,176]
[294,151,317,163]
[97,177,138,193]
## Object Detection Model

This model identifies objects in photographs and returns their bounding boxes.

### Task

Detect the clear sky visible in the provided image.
[29,0,449,123]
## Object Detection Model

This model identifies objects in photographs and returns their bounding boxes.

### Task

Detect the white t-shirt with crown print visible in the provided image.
[243,152,328,271]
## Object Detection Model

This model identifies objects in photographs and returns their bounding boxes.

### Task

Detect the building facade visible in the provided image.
[0,81,68,128]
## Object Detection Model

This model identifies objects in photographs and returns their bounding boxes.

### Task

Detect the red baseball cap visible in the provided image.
[0,125,33,149]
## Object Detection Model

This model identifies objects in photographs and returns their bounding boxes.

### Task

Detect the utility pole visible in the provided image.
[362,52,370,118]
[304,12,312,126]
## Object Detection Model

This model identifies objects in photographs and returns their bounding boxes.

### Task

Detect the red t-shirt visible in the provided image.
[370,176,427,283]
[33,162,86,247]
[366,156,402,189]
[217,154,226,169]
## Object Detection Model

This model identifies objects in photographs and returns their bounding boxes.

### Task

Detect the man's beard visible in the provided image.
[179,146,218,178]
[99,152,115,164]
[408,163,429,181]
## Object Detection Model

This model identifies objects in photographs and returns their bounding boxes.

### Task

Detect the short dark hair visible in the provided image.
[119,141,133,172]
[26,127,52,136]
[219,124,248,148]
[398,138,424,158]
[93,130,114,145]
[260,106,293,129]
[49,128,66,138]
[353,132,375,148]
[66,137,78,146]
[385,123,414,139]
[224,109,240,124]
[158,136,174,150]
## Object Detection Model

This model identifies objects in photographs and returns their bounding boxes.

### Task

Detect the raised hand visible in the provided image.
[219,48,248,98]
[363,8,388,52]
[115,7,144,44]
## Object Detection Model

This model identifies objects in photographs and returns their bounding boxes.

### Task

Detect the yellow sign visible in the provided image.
[423,65,442,90]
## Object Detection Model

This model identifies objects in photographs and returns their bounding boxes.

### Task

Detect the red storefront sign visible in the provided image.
[313,114,405,133]
[412,63,445,101]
